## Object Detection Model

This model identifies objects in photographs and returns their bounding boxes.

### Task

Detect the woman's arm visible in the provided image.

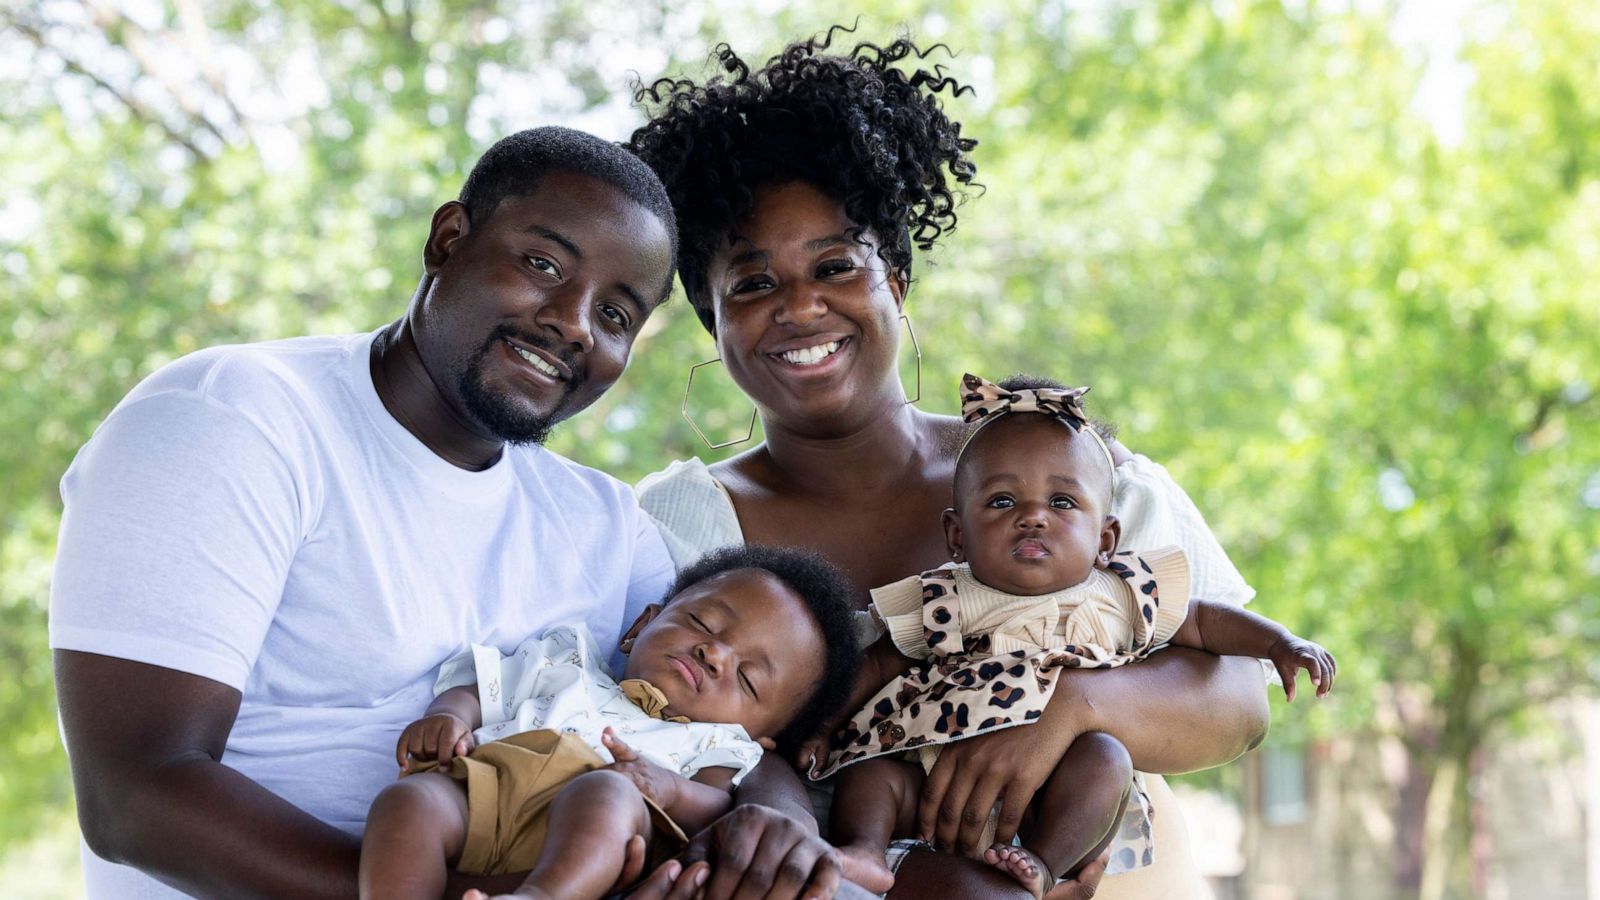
[916,648,1268,855]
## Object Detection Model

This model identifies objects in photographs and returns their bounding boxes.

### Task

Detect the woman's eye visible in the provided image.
[527,256,558,276]
[1051,496,1077,509]
[600,304,630,328]
[987,495,1014,509]
[817,259,855,277]
[732,275,773,294]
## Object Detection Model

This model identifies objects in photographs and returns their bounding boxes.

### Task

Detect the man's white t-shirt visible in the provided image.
[49,331,676,898]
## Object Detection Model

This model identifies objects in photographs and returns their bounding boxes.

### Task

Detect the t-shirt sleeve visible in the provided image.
[607,503,676,675]
[1111,455,1255,608]
[49,390,306,691]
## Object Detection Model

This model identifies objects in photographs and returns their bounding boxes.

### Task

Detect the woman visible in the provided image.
[628,31,1268,900]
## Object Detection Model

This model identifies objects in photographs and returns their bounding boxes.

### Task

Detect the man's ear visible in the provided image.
[755,736,778,751]
[423,201,473,275]
[619,603,662,653]
[942,508,965,562]
[1095,514,1122,568]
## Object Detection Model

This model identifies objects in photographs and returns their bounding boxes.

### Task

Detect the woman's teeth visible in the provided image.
[780,340,842,366]
[511,343,562,378]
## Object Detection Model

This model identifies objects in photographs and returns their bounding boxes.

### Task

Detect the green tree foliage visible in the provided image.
[2,1,1595,895]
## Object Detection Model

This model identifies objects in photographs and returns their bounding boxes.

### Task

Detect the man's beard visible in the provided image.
[458,326,576,446]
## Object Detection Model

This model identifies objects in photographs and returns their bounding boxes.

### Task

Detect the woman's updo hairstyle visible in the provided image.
[628,25,979,332]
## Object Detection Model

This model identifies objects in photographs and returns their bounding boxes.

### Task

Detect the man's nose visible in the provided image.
[535,285,595,353]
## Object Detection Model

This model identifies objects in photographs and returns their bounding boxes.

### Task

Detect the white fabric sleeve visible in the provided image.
[681,727,766,785]
[1112,454,1255,607]
[433,647,479,696]
[636,459,744,569]
[49,390,306,690]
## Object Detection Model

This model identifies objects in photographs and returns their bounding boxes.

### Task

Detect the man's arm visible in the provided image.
[57,650,361,900]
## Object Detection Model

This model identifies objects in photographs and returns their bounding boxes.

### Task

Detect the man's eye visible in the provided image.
[1051,496,1077,509]
[987,495,1014,509]
[527,256,558,276]
[600,304,630,328]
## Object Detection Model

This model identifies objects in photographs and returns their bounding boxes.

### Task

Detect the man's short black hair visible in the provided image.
[458,126,680,299]
[666,544,861,755]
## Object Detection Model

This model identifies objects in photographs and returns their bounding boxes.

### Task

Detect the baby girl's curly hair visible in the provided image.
[628,25,980,332]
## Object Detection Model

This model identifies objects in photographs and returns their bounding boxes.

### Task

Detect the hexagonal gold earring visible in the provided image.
[681,358,757,450]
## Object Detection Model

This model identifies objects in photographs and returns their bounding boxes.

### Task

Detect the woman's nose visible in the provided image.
[772,283,828,326]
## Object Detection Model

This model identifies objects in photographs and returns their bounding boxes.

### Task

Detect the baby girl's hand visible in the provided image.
[793,734,829,778]
[602,728,682,808]
[1266,637,1337,702]
[395,713,475,772]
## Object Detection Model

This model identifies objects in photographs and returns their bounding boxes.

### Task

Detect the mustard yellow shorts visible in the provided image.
[414,729,687,876]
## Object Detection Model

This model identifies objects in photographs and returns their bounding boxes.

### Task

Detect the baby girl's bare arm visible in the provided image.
[1169,600,1337,701]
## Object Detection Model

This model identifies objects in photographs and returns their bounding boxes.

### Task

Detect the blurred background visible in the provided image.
[2,0,1597,897]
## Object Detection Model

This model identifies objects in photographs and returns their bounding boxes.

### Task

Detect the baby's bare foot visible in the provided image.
[982,844,1055,900]
[836,842,896,893]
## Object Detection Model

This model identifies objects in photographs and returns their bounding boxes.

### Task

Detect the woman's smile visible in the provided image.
[765,335,853,376]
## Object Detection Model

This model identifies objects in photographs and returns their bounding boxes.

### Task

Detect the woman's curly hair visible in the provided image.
[628,26,979,332]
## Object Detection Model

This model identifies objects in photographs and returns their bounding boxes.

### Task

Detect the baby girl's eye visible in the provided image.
[1050,496,1077,509]
[987,495,1014,509]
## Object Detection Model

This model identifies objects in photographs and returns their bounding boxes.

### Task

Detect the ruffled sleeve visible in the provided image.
[870,574,935,661]
[1127,546,1193,647]
[1113,454,1254,607]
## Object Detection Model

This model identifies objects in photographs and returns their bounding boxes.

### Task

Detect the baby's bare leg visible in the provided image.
[1018,731,1133,879]
[360,771,471,900]
[502,768,655,900]
[828,757,924,893]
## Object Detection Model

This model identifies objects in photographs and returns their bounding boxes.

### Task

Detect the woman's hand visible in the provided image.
[1043,850,1109,900]
[917,692,1084,857]
[394,713,474,772]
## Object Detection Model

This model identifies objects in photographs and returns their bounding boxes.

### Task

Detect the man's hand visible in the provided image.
[625,804,842,900]
[917,719,1079,857]
[604,728,687,808]
[1265,637,1337,702]
[395,713,475,772]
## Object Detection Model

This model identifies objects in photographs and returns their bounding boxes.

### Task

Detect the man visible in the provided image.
[49,127,841,899]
